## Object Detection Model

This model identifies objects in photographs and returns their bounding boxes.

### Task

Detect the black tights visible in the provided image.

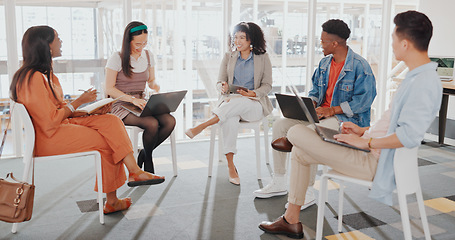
[123,113,176,173]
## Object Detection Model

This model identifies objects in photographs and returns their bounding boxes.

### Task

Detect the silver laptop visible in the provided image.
[288,87,370,152]
[121,90,187,117]
[430,56,454,81]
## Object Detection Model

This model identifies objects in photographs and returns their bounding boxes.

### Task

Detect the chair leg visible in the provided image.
[218,128,224,162]
[170,130,177,177]
[131,128,139,160]
[322,166,329,203]
[416,187,431,240]
[94,153,105,224]
[263,118,270,165]
[208,125,217,177]
[316,175,329,240]
[338,181,345,232]
[254,126,261,179]
[397,192,413,240]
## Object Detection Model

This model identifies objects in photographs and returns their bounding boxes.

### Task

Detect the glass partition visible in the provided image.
[0,0,419,144]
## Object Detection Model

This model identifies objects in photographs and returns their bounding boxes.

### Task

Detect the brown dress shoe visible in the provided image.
[259,216,304,239]
[271,137,293,152]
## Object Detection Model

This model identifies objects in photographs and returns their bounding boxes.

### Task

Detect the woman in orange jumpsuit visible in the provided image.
[10,26,164,214]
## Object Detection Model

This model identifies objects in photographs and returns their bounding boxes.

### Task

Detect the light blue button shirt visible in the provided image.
[369,62,442,206]
[233,51,254,90]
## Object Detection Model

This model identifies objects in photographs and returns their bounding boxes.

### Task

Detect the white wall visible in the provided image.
[419,0,455,120]
[419,0,455,57]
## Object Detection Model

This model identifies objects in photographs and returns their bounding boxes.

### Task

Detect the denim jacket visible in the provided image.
[308,47,376,127]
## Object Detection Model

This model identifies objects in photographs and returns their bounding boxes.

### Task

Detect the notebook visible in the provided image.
[287,87,370,152]
[275,93,319,123]
[121,90,187,117]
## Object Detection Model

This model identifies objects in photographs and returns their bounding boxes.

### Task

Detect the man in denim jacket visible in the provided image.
[309,40,376,126]
[254,19,377,209]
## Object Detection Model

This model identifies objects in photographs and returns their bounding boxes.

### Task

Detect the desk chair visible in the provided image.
[208,117,270,179]
[11,103,104,233]
[125,126,178,177]
[315,147,431,240]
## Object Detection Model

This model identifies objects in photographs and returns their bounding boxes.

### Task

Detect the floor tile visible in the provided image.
[394,201,443,218]
[154,157,171,165]
[441,162,455,168]
[76,198,106,213]
[325,230,375,240]
[338,212,386,230]
[177,160,207,170]
[424,198,455,213]
[441,171,455,179]
[313,179,340,191]
[123,203,164,220]
[446,195,455,202]
[389,218,446,239]
[418,158,436,166]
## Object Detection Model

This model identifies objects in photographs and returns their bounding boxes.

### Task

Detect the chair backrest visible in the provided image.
[11,102,35,165]
[393,147,419,195]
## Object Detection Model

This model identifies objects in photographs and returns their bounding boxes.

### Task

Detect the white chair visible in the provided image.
[125,126,178,177]
[208,117,270,179]
[315,147,431,240]
[10,103,104,233]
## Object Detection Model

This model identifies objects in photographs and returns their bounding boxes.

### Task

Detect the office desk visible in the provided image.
[439,81,455,144]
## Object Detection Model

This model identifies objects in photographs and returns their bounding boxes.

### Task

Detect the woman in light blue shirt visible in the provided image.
[186,22,273,185]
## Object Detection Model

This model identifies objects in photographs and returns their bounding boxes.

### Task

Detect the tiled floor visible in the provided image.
[0,135,454,239]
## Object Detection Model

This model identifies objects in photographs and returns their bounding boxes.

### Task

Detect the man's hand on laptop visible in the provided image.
[316,107,335,119]
[340,122,365,136]
[333,133,369,150]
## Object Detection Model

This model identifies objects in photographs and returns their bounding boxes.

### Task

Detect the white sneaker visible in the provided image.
[285,188,316,211]
[253,175,287,198]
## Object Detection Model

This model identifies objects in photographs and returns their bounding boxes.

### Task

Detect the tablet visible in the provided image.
[228,84,249,93]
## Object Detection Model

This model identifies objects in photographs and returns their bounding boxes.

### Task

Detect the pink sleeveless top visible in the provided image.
[110,51,151,119]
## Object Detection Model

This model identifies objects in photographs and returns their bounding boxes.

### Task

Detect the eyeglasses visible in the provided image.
[133,42,148,48]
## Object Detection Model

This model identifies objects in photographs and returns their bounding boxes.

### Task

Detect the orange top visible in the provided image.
[16,71,133,193]
[321,59,345,108]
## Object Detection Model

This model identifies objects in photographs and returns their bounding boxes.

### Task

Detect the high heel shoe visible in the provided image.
[127,170,165,187]
[104,197,132,214]
[229,167,240,185]
[185,128,196,139]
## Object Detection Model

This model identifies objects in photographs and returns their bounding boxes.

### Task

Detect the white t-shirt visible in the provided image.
[105,50,156,73]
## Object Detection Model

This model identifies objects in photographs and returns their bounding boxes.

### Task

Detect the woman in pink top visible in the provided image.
[105,21,175,176]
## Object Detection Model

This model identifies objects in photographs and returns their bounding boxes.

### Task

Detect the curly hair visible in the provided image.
[394,10,432,52]
[230,22,267,55]
[120,21,148,78]
[322,19,351,40]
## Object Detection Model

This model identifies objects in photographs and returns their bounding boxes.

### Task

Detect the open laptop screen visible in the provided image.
[430,56,454,81]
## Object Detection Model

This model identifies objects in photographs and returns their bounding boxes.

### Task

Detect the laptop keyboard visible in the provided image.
[317,125,340,140]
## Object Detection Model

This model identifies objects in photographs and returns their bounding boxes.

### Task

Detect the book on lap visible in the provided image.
[75,97,118,114]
